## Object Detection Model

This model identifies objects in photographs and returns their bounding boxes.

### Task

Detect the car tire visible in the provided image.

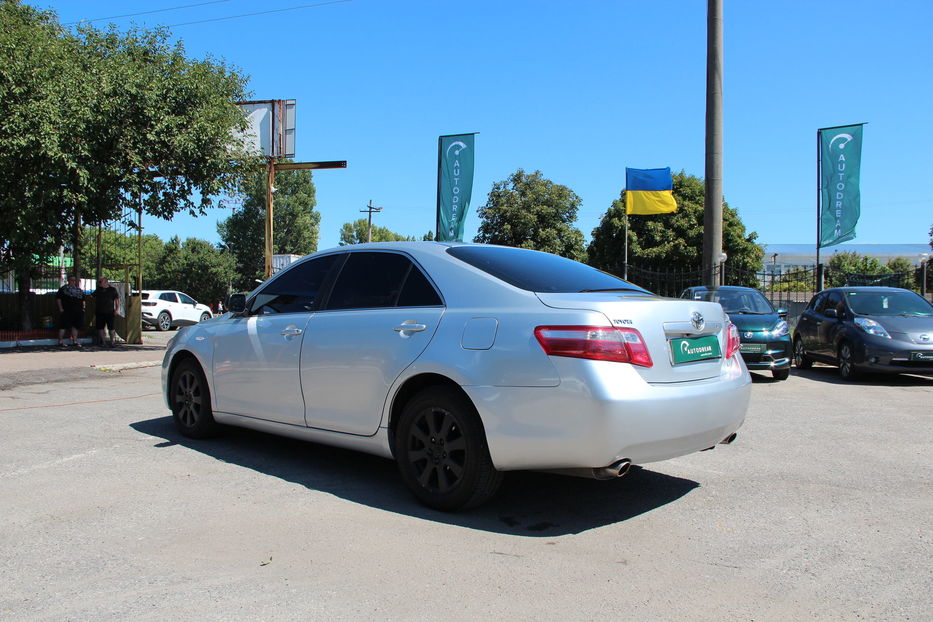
[793,337,812,370]
[170,358,218,438]
[156,311,171,332]
[772,367,790,381]
[395,386,503,512]
[199,312,210,322]
[838,341,862,381]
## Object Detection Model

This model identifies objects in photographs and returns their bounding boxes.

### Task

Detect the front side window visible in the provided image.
[179,293,195,305]
[250,253,342,315]
[326,252,441,310]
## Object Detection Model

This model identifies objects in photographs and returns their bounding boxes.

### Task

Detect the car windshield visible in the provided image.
[686,289,774,314]
[446,246,650,294]
[845,291,933,316]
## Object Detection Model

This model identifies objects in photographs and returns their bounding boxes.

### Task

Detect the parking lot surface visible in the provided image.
[0,365,930,620]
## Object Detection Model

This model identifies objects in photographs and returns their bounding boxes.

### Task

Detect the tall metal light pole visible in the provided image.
[703,0,724,288]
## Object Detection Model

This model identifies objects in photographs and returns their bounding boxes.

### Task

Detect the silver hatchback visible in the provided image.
[162,243,750,510]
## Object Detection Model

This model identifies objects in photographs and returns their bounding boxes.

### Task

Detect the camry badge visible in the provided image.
[691,312,705,331]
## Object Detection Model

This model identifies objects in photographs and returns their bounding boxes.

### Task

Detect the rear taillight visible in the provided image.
[142,301,156,306]
[534,325,653,367]
[725,323,741,359]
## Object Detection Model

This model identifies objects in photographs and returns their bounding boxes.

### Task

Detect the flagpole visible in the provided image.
[624,213,629,280]
[816,128,821,288]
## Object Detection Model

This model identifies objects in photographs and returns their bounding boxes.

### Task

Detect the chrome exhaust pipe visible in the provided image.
[591,458,632,481]
[719,432,737,445]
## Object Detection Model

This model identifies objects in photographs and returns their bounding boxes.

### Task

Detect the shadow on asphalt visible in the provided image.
[131,415,700,537]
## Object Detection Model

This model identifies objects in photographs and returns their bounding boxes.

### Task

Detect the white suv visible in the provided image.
[141,290,212,331]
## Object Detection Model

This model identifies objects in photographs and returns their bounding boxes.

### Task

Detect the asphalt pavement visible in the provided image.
[0,330,171,390]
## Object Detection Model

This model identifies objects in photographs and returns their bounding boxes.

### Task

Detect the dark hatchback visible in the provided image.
[681,286,791,380]
[794,287,933,380]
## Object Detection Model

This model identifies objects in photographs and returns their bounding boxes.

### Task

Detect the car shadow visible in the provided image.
[791,365,933,386]
[131,416,700,537]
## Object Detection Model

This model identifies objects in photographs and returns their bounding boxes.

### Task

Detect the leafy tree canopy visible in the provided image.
[218,164,320,290]
[0,1,257,282]
[587,171,764,282]
[825,251,918,289]
[338,219,416,245]
[150,237,235,305]
[474,169,586,261]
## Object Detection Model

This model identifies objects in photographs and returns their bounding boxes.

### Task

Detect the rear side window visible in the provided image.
[159,292,178,302]
[326,252,441,310]
[446,245,649,294]
[251,253,341,315]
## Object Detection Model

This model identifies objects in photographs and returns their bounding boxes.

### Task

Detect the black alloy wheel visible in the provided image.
[171,359,218,438]
[157,311,171,331]
[837,341,861,381]
[793,338,812,369]
[395,387,502,511]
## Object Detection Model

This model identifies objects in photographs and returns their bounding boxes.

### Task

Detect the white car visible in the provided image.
[142,290,212,331]
[162,243,750,511]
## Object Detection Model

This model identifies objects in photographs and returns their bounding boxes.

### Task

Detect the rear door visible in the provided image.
[300,251,444,435]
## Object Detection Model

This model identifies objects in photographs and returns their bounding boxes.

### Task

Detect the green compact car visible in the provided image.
[681,286,791,380]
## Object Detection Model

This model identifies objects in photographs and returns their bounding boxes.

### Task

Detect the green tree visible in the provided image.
[474,169,586,261]
[78,227,165,286]
[338,219,416,245]
[218,165,320,290]
[0,2,257,292]
[151,237,235,305]
[587,171,764,284]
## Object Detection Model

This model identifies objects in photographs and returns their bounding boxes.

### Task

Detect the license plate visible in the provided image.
[740,343,766,353]
[909,351,933,362]
[670,335,722,364]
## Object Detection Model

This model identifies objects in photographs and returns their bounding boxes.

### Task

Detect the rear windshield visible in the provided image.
[446,246,650,294]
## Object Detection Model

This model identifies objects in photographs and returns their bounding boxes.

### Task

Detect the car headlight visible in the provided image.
[854,317,891,339]
[771,320,789,338]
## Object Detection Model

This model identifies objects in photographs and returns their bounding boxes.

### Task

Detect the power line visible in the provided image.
[63,0,234,25]
[167,0,352,27]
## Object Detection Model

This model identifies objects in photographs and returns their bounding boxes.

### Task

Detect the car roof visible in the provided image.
[821,287,914,294]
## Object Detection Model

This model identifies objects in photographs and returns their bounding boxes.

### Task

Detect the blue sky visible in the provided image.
[39,0,933,253]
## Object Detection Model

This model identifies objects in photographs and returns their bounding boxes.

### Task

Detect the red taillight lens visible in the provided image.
[142,301,156,307]
[725,323,741,359]
[534,325,653,367]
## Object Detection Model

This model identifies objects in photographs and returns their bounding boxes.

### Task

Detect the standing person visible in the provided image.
[93,277,120,347]
[56,275,85,347]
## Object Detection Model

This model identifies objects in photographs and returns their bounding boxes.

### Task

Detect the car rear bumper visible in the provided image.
[465,356,751,470]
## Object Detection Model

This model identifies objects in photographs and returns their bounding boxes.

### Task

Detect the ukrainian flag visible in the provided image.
[625,167,677,215]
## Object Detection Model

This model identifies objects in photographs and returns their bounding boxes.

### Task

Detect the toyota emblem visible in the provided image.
[744,331,754,339]
[691,312,705,331]
[920,334,931,343]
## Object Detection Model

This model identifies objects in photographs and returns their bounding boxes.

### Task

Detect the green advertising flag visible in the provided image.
[436,134,475,242]
[819,124,864,248]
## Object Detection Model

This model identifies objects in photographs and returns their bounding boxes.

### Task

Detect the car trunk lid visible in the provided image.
[536,292,732,383]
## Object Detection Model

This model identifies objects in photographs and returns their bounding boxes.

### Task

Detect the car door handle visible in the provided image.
[394,323,427,333]
[281,327,303,336]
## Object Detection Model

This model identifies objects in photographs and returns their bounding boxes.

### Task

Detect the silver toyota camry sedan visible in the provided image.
[162,242,750,511]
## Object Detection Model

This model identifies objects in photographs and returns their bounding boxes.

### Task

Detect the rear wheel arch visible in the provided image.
[387,374,475,457]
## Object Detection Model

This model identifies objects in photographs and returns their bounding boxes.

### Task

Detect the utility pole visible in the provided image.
[702,0,724,288]
[361,200,383,243]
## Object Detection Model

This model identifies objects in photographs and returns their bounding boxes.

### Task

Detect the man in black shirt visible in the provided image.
[93,277,120,347]
[56,275,85,347]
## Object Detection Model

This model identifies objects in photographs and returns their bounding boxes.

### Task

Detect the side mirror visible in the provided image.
[228,293,247,314]
[824,308,838,319]
[777,308,788,320]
